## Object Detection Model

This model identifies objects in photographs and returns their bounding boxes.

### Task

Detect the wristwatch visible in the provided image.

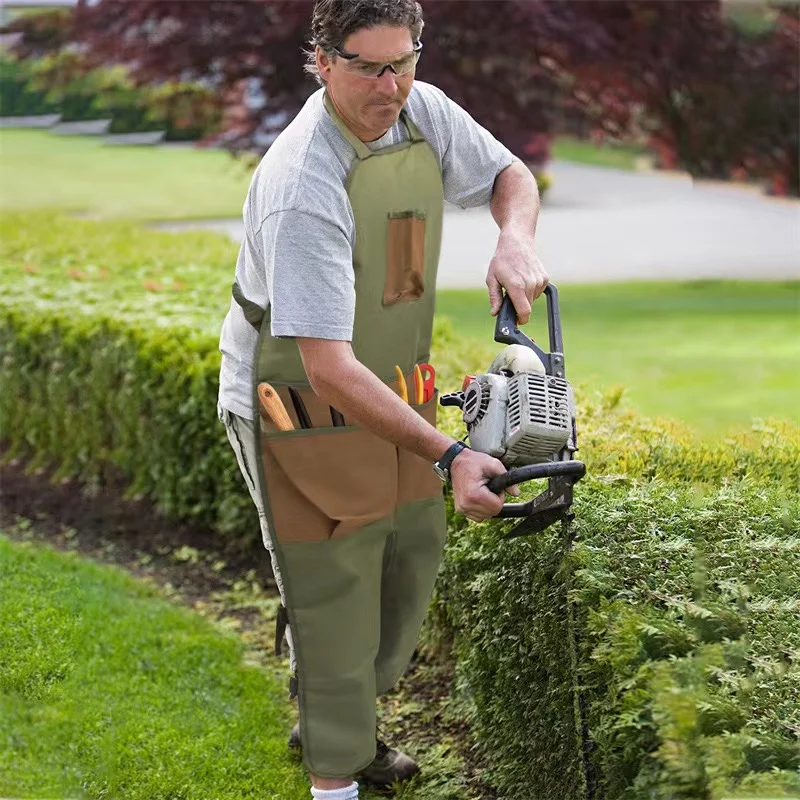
[433,441,470,482]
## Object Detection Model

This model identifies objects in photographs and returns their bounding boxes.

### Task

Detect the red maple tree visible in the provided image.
[5,0,797,192]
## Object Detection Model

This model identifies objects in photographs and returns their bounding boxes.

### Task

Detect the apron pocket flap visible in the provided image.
[263,427,398,543]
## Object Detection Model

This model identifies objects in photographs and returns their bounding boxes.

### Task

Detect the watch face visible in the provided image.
[432,463,448,482]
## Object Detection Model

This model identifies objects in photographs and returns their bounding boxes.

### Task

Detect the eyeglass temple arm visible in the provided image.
[333,41,423,60]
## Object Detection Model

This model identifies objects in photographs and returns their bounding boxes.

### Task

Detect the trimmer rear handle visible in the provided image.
[495,285,566,379]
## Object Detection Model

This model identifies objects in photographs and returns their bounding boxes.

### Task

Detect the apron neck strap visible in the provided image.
[323,90,423,159]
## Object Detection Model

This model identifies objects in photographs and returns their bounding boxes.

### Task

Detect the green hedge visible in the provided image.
[0,56,58,117]
[0,55,220,141]
[425,481,799,799]
[2,212,798,798]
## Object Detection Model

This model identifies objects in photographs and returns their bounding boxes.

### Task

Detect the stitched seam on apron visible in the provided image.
[383,448,401,571]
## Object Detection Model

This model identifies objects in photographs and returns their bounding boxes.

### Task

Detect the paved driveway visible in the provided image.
[154,160,800,287]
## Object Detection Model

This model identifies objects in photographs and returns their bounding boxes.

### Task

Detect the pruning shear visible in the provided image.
[394,365,409,403]
[394,363,436,405]
[417,363,435,403]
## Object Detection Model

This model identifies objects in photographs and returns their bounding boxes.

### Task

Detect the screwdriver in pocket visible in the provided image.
[288,386,312,429]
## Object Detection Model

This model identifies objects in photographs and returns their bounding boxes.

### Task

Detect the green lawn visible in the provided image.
[0,129,652,223]
[0,128,255,221]
[0,532,312,800]
[551,135,650,171]
[435,281,800,434]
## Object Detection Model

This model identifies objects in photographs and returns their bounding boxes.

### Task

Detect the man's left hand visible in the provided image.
[485,231,549,325]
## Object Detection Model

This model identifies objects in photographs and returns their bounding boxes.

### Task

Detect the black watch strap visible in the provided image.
[433,441,469,480]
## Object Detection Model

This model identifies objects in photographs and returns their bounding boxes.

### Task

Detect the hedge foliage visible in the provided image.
[0,54,58,117]
[2,213,798,798]
[0,54,220,141]
[424,481,799,799]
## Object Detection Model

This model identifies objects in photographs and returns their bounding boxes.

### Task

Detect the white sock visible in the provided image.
[310,782,359,800]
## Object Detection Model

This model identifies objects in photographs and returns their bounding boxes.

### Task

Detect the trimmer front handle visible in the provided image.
[485,461,585,538]
[487,461,586,507]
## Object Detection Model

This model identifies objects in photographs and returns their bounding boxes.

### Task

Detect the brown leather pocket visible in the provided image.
[261,426,398,544]
[398,390,444,505]
[384,211,426,305]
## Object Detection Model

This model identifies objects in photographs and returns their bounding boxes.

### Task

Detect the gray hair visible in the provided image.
[304,0,425,86]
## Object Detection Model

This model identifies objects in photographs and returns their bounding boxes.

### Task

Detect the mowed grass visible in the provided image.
[0,532,311,800]
[0,128,650,222]
[0,128,255,221]
[551,134,650,171]
[435,281,800,434]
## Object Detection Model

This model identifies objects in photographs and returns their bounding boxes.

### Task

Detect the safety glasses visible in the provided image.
[332,41,423,79]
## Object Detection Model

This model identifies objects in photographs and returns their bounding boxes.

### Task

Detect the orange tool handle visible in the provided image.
[258,383,295,431]
[413,365,425,405]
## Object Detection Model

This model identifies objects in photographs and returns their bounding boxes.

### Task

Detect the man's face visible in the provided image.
[318,25,417,140]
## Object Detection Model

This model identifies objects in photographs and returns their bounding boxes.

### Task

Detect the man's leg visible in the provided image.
[310,776,356,790]
[218,404,296,671]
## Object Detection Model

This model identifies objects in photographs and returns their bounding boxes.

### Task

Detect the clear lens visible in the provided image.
[341,50,420,78]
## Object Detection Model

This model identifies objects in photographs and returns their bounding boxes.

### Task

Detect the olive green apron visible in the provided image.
[234,91,447,778]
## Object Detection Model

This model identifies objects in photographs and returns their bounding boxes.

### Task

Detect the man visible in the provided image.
[217,1,547,797]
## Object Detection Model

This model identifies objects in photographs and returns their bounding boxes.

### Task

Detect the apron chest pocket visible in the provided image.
[261,427,398,544]
[385,211,426,305]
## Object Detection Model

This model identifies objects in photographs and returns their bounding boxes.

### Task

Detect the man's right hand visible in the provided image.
[450,449,520,523]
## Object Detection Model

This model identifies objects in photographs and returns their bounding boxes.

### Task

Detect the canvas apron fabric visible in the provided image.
[232,92,448,778]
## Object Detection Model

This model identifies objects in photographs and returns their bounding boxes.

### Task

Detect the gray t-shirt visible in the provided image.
[218,80,516,420]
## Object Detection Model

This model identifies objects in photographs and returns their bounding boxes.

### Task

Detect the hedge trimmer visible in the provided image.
[440,285,586,538]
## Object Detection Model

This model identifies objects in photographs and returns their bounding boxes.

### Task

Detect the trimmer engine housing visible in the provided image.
[463,372,575,466]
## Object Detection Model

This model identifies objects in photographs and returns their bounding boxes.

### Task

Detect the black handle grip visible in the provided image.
[494,285,564,376]
[288,386,312,429]
[495,291,528,345]
[439,391,465,408]
[487,460,586,494]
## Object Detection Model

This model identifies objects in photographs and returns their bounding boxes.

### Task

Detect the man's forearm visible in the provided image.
[308,357,456,462]
[490,159,541,243]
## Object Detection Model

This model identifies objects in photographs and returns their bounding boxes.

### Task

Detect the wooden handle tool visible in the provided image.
[258,383,294,431]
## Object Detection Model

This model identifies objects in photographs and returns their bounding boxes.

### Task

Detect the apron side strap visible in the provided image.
[232,280,265,332]
[275,602,289,656]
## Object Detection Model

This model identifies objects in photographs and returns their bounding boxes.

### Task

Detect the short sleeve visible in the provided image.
[437,89,516,209]
[261,209,355,341]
